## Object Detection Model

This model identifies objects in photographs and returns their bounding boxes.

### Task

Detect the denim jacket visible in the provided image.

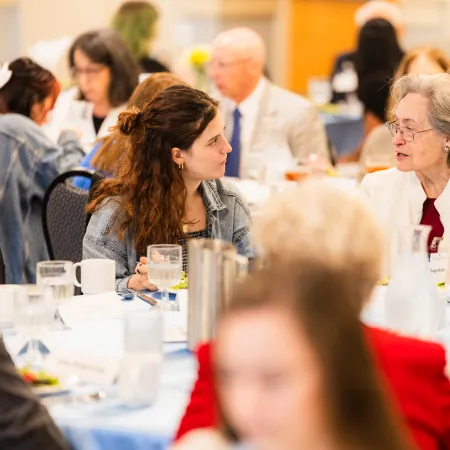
[0,114,84,283]
[83,178,254,292]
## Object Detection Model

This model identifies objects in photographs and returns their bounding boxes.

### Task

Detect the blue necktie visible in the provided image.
[226,107,241,177]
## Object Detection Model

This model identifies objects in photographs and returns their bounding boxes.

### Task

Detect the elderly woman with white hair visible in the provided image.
[361,73,450,271]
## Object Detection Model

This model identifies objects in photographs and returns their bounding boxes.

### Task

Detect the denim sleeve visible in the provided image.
[83,201,132,292]
[232,196,255,259]
[35,130,84,195]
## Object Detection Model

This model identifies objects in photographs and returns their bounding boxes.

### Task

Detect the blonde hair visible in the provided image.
[254,181,385,306]
[387,47,450,120]
[395,47,450,79]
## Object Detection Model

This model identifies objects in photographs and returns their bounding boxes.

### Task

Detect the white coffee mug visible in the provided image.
[73,259,115,294]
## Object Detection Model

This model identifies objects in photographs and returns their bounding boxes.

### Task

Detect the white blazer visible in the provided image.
[44,87,126,152]
[360,168,450,275]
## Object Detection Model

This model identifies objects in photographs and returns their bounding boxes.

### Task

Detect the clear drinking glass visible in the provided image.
[14,284,53,369]
[147,245,182,311]
[36,261,74,330]
[119,309,163,407]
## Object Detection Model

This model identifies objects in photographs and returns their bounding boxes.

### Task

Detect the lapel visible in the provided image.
[406,171,427,225]
[434,177,450,249]
[249,79,274,151]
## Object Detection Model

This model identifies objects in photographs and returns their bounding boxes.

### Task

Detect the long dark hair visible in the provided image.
[218,262,411,450]
[86,85,219,255]
[355,18,403,79]
[0,58,60,118]
[68,29,139,107]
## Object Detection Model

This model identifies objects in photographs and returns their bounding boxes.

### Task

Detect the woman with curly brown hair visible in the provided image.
[83,85,253,292]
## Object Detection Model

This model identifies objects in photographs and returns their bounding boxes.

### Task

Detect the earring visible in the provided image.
[445,146,450,154]
[178,163,184,170]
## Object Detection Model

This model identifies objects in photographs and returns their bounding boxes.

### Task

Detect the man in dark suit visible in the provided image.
[0,338,69,450]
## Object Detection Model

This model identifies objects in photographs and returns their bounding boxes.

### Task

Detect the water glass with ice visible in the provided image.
[147,245,182,310]
[36,261,74,330]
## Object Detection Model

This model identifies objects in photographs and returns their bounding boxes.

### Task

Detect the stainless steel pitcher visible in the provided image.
[187,239,249,350]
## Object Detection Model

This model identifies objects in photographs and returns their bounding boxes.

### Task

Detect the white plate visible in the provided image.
[31,383,72,397]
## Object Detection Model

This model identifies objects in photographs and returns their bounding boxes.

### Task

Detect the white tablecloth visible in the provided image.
[4,287,450,449]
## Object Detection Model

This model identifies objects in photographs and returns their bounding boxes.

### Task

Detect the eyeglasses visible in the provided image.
[71,65,107,79]
[208,58,251,71]
[385,120,433,142]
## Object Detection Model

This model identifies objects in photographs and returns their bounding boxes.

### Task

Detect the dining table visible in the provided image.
[3,286,450,450]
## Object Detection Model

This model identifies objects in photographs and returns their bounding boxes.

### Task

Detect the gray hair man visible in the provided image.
[209,27,329,178]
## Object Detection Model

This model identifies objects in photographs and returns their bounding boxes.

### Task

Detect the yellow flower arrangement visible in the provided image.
[189,48,210,67]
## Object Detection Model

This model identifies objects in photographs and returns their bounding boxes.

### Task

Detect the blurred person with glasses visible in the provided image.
[209,27,329,178]
[0,58,83,283]
[361,73,450,267]
[46,29,139,151]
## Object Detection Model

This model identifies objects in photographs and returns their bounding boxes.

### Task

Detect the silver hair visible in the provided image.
[393,73,450,139]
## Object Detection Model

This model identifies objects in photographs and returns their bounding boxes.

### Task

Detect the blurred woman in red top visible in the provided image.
[175,181,450,450]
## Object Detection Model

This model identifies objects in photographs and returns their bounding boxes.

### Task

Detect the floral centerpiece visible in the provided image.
[187,46,211,92]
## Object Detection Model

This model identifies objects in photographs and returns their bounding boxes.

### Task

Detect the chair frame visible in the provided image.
[42,169,94,260]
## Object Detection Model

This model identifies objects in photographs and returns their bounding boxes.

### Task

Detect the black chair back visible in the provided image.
[0,245,5,285]
[42,169,94,263]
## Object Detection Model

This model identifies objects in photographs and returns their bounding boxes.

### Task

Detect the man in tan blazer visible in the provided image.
[209,27,329,178]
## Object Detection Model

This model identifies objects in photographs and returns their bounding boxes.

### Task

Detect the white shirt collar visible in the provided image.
[234,77,267,116]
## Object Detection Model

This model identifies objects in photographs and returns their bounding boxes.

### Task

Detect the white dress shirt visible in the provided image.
[229,77,266,160]
[220,76,329,179]
[44,87,126,153]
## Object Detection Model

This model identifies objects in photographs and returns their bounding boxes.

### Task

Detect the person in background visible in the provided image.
[84,86,253,292]
[0,338,69,450]
[360,46,450,171]
[174,182,450,450]
[0,58,84,283]
[338,18,403,163]
[111,0,169,74]
[209,27,329,178]
[361,73,450,272]
[331,0,403,104]
[396,46,450,77]
[73,72,188,190]
[46,29,139,150]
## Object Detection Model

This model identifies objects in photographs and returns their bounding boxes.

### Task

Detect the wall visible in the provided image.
[288,0,364,94]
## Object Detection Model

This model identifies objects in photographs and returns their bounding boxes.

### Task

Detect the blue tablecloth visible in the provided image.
[321,113,364,156]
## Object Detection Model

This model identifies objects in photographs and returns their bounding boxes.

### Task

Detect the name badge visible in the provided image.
[428,253,448,284]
